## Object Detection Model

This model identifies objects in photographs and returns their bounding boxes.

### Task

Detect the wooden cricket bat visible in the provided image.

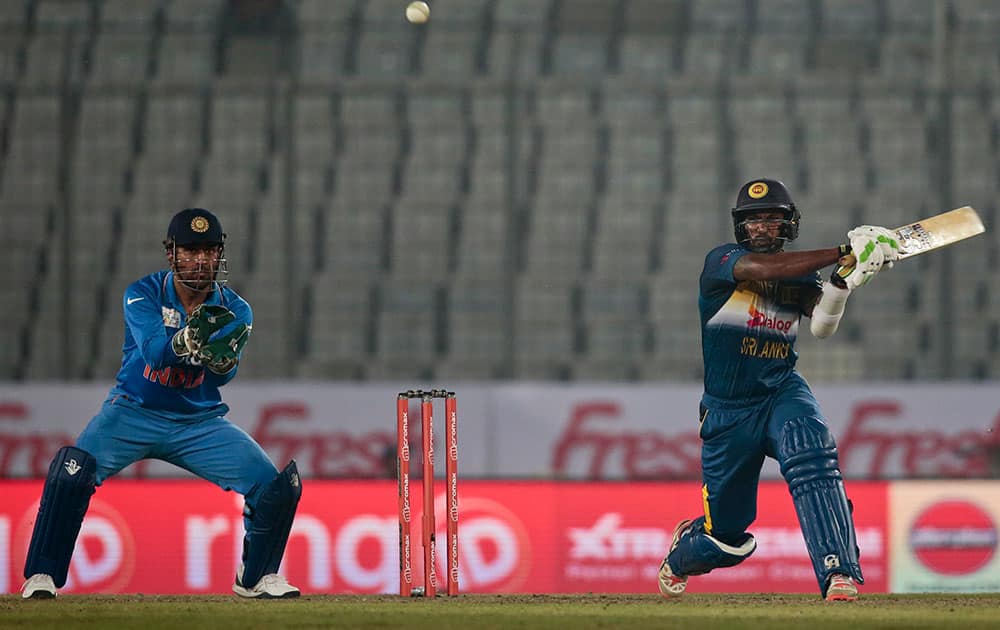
[840,206,986,267]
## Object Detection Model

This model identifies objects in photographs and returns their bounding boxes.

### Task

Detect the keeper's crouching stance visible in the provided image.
[23,448,301,599]
[23,208,302,599]
[657,179,898,602]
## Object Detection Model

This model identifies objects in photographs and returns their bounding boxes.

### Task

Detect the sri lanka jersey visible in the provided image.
[106,270,253,420]
[699,243,821,405]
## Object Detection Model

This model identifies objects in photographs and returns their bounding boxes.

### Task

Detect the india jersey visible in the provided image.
[107,270,253,420]
[699,244,821,405]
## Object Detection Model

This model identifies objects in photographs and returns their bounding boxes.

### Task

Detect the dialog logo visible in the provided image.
[909,500,997,576]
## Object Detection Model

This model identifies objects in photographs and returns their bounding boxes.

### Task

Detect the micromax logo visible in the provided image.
[448,412,458,461]
[450,532,460,584]
[400,412,410,461]
[449,476,458,522]
[401,529,412,584]
[401,473,411,521]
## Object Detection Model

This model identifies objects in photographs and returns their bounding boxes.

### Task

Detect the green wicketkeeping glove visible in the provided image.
[188,305,237,344]
[171,304,237,357]
[196,323,251,374]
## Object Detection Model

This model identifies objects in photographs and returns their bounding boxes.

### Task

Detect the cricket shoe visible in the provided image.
[825,574,858,602]
[233,565,300,599]
[657,519,693,598]
[22,573,57,599]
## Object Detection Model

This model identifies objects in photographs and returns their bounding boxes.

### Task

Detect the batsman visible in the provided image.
[22,208,302,599]
[657,179,899,601]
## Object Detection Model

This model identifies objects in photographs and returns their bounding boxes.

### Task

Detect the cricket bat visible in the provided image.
[840,205,986,267]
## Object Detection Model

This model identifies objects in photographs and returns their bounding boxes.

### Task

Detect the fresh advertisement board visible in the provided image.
[1,383,998,480]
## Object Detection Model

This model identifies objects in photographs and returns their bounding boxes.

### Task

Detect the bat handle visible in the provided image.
[831,254,856,289]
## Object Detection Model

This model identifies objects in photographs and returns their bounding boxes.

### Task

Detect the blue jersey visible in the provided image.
[107,270,252,420]
[699,244,821,405]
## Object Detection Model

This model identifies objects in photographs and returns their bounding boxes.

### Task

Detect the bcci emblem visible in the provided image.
[748,182,769,199]
[64,458,81,476]
[190,216,210,233]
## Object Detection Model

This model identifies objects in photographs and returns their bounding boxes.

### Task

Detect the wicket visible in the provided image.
[397,389,458,597]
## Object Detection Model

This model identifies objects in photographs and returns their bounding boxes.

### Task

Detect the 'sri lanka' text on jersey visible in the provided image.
[107,270,253,420]
[699,244,821,404]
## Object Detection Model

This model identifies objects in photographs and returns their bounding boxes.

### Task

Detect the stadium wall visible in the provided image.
[1,383,998,480]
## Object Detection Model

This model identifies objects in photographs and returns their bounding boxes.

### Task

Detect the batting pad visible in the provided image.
[779,417,864,594]
[24,446,97,587]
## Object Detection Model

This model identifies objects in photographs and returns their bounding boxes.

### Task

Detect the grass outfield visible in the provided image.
[3,593,1000,629]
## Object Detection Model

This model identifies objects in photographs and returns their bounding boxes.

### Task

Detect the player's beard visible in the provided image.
[748,235,784,253]
[175,262,217,292]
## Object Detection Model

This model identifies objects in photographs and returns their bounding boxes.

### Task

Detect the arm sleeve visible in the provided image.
[202,296,253,388]
[810,281,851,338]
[699,245,749,299]
[123,284,186,370]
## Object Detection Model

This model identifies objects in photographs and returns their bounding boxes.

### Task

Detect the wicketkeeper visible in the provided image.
[22,208,301,599]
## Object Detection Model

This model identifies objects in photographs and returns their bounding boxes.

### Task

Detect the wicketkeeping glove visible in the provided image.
[195,322,251,374]
[171,304,237,357]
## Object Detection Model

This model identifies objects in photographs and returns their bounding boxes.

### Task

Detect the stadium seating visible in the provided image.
[0,0,997,382]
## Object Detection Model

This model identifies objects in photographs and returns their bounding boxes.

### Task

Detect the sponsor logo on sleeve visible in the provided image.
[162,307,181,328]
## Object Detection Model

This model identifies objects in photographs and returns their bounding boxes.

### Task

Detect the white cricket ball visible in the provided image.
[406,1,430,24]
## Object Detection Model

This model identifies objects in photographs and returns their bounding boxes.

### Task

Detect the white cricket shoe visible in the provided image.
[233,565,300,599]
[657,519,693,598]
[825,573,858,602]
[22,573,57,599]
